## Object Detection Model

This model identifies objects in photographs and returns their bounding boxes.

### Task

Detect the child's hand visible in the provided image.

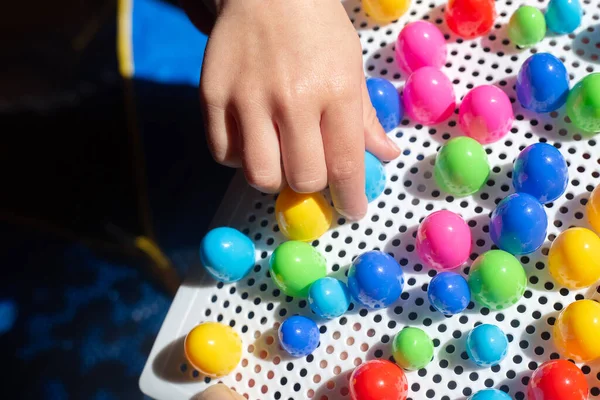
[200,0,400,220]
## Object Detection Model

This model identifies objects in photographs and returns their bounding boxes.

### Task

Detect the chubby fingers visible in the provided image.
[278,105,328,194]
[321,90,368,221]
[200,61,242,168]
[202,102,242,168]
[233,100,284,194]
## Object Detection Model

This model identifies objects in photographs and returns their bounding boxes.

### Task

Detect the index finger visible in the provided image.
[321,94,367,221]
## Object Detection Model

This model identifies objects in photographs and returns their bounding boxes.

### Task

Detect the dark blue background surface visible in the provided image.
[0,1,231,398]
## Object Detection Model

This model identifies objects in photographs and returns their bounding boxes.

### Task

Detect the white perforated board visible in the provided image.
[139,0,600,399]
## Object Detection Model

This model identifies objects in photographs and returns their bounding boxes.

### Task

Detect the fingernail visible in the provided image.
[387,136,401,153]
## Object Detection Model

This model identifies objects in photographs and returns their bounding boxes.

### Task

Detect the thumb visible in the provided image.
[361,79,401,161]
[197,384,245,400]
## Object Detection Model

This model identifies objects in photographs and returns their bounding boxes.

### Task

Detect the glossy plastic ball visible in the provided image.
[362,0,411,23]
[468,389,512,400]
[468,250,527,310]
[545,0,582,34]
[184,322,242,377]
[554,299,600,362]
[350,359,409,400]
[392,327,434,370]
[275,185,333,242]
[587,184,600,233]
[366,78,403,132]
[365,151,386,202]
[278,315,320,358]
[549,227,600,289]
[416,210,472,270]
[516,53,569,113]
[508,6,546,47]
[428,271,471,315]
[466,324,509,367]
[512,143,568,204]
[308,277,351,319]
[445,0,496,38]
[489,193,548,255]
[566,73,600,133]
[527,360,589,400]
[434,137,490,197]
[269,241,327,298]
[403,66,456,125]
[458,85,514,144]
[199,227,255,283]
[348,251,404,309]
[395,21,447,74]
